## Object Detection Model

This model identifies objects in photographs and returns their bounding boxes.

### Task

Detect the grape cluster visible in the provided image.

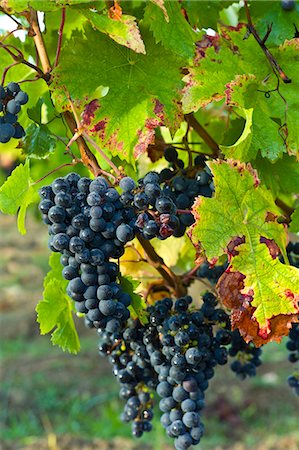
[120,149,213,241]
[286,322,299,397]
[287,322,299,364]
[0,82,28,143]
[196,260,228,285]
[228,329,262,379]
[149,293,230,450]
[39,173,136,332]
[286,241,299,268]
[97,321,158,437]
[281,0,295,11]
[97,292,232,448]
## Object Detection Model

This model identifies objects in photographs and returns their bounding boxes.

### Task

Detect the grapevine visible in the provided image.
[0,1,298,449]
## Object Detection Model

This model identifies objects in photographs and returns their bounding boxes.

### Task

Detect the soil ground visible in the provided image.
[0,214,298,450]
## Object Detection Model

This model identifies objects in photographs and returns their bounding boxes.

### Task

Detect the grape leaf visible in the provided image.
[150,0,169,21]
[181,1,234,30]
[82,10,145,54]
[27,98,44,124]
[190,160,299,345]
[36,253,80,354]
[252,154,299,198]
[220,108,253,161]
[54,24,184,165]
[143,0,197,60]
[183,28,298,161]
[289,206,299,234]
[5,0,99,12]
[246,1,299,47]
[119,274,148,325]
[22,123,56,159]
[0,160,39,234]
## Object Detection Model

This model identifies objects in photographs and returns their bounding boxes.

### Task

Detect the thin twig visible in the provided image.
[54,8,66,68]
[244,0,291,83]
[0,28,21,44]
[185,114,220,158]
[63,112,101,177]
[33,162,78,185]
[0,7,23,28]
[1,62,19,85]
[83,132,121,176]
[0,43,48,80]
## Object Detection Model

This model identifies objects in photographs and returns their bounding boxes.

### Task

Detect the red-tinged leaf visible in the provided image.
[217,271,299,347]
[190,160,299,344]
[83,10,146,54]
[54,24,184,165]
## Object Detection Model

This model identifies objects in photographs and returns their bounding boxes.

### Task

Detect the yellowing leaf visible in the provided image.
[83,10,146,54]
[190,160,299,344]
[220,108,253,161]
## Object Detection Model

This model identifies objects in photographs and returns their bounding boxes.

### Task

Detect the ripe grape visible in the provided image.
[0,83,28,143]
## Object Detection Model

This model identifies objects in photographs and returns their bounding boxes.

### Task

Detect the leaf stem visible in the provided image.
[54,8,66,68]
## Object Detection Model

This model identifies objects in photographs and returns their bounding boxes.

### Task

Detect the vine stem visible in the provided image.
[29,9,52,73]
[243,0,291,83]
[54,8,66,68]
[184,114,220,158]
[136,235,186,297]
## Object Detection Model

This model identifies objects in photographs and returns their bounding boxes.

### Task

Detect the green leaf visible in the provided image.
[119,275,148,325]
[6,0,99,12]
[183,28,299,161]
[253,154,299,198]
[22,123,56,159]
[190,160,299,343]
[247,1,299,47]
[82,10,145,54]
[27,98,44,124]
[54,24,184,164]
[289,206,299,234]
[220,108,253,161]
[0,160,39,234]
[150,0,169,21]
[36,253,80,354]
[181,1,234,29]
[143,0,197,60]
